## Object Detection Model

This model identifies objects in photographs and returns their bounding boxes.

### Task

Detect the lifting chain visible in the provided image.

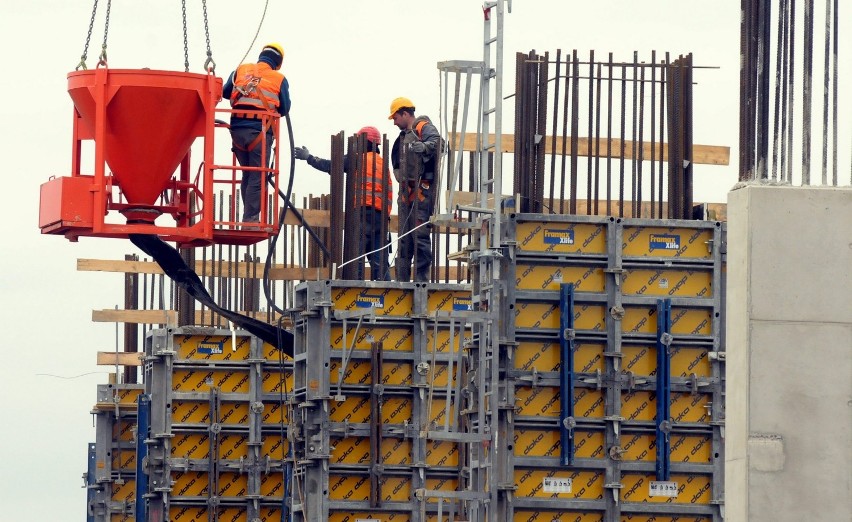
[202,0,216,73]
[76,0,98,70]
[181,0,215,73]
[181,0,189,72]
[97,0,112,67]
[77,0,110,70]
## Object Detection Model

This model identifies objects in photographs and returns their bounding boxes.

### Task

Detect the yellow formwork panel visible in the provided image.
[173,334,254,362]
[515,468,605,499]
[427,289,473,314]
[260,370,294,394]
[110,513,134,522]
[622,226,714,260]
[329,359,434,386]
[515,264,606,293]
[515,302,606,331]
[110,448,136,472]
[622,345,712,378]
[170,433,250,460]
[621,514,713,522]
[111,478,135,503]
[516,222,608,255]
[621,473,713,505]
[426,398,456,426]
[425,439,460,467]
[329,396,412,424]
[515,386,605,419]
[171,400,251,426]
[107,386,143,406]
[622,392,711,424]
[328,475,405,502]
[331,325,415,352]
[514,428,606,460]
[515,341,606,373]
[169,507,282,522]
[261,434,288,460]
[622,268,713,298]
[260,342,292,362]
[331,287,414,318]
[172,368,251,394]
[620,432,713,463]
[622,307,713,336]
[330,437,413,466]
[170,471,249,497]
[515,511,603,522]
[424,327,467,353]
[329,513,411,522]
[259,401,290,426]
[112,419,135,443]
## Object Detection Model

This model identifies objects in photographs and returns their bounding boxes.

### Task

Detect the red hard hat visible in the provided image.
[357,126,381,145]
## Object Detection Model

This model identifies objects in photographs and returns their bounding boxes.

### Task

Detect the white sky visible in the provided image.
[0,1,842,519]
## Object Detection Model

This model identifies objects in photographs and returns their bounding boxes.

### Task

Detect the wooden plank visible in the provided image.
[96,351,144,366]
[92,309,177,324]
[449,133,730,166]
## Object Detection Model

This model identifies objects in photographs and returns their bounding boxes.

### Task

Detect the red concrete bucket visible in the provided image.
[67,69,221,209]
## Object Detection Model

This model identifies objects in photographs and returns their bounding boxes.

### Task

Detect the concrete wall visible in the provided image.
[726,184,852,521]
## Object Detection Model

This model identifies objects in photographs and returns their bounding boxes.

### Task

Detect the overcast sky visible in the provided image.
[0,0,841,519]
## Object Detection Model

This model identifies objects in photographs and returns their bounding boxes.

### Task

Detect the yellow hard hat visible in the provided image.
[263,43,285,58]
[388,97,415,119]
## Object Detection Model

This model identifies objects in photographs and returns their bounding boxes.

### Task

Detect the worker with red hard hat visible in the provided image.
[389,97,442,283]
[294,127,393,280]
[222,43,291,223]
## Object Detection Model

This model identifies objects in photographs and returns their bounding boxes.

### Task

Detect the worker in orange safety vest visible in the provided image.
[222,43,291,223]
[294,126,393,281]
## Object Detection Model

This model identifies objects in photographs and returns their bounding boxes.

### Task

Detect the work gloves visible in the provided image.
[409,141,426,154]
[294,146,310,161]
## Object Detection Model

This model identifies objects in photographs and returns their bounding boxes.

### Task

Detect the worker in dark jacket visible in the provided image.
[222,43,291,223]
[294,126,393,281]
[389,97,441,282]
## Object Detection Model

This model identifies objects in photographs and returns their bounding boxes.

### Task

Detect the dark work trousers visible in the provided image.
[231,126,274,222]
[360,207,391,281]
[396,179,434,282]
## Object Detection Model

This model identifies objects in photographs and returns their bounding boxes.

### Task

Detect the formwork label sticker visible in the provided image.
[356,293,385,309]
[197,340,224,354]
[649,480,679,497]
[544,229,575,245]
[452,296,473,311]
[649,233,681,251]
[542,476,573,493]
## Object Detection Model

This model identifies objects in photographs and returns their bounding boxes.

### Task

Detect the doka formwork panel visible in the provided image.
[509,213,723,262]
[291,281,476,522]
[143,327,292,520]
[89,383,145,522]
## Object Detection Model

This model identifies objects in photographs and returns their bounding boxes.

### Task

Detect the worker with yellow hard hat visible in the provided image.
[388,97,442,283]
[222,43,291,223]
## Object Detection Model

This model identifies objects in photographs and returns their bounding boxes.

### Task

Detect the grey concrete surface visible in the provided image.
[726,184,852,522]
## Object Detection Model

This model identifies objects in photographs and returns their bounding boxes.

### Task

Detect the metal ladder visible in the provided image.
[428,2,512,521]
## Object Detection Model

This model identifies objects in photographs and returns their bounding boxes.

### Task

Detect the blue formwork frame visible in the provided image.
[559,283,576,466]
[655,298,672,481]
[135,394,150,521]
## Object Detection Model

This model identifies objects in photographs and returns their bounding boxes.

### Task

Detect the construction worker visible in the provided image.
[389,97,441,282]
[222,43,291,223]
[294,127,393,281]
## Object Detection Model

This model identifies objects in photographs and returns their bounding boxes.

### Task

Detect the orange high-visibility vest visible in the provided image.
[230,62,284,113]
[356,152,392,213]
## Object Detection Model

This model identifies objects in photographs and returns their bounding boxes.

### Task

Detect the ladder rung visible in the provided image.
[483,107,496,115]
[486,36,498,45]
